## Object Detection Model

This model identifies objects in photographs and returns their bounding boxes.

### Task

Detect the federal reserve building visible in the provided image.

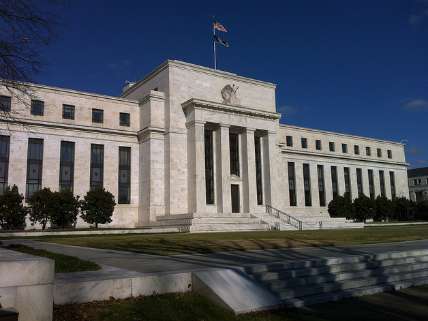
[0,60,410,231]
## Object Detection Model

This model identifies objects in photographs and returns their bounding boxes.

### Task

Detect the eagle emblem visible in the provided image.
[221,84,240,105]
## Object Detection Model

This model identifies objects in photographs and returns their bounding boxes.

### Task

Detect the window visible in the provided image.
[315,140,322,151]
[377,148,382,158]
[286,135,293,147]
[118,147,131,204]
[0,96,11,112]
[26,138,43,198]
[62,104,75,120]
[255,135,263,205]
[92,109,103,123]
[204,128,215,205]
[303,164,312,206]
[90,144,104,190]
[0,136,10,194]
[331,166,339,199]
[31,100,44,116]
[229,132,240,176]
[368,169,375,199]
[344,167,352,200]
[120,112,130,127]
[390,171,396,199]
[329,142,335,152]
[301,137,308,149]
[379,170,386,197]
[354,145,360,155]
[366,146,371,156]
[317,165,326,207]
[387,150,392,159]
[342,143,348,153]
[356,168,363,197]
[59,141,75,192]
[288,162,297,206]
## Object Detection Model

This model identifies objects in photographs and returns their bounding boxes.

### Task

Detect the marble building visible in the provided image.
[408,167,428,202]
[0,60,410,231]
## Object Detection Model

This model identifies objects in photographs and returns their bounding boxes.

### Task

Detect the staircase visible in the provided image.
[256,205,363,230]
[244,249,428,307]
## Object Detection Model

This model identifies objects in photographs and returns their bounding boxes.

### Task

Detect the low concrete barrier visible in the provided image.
[0,248,54,321]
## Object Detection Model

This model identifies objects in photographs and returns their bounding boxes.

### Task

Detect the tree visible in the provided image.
[0,185,27,230]
[28,187,54,229]
[416,200,428,221]
[392,197,416,221]
[352,195,375,222]
[50,190,80,229]
[374,196,393,222]
[80,188,116,228]
[328,193,353,219]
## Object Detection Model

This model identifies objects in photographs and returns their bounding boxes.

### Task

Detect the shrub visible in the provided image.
[352,195,375,222]
[416,200,428,221]
[374,196,393,222]
[28,188,55,230]
[392,197,416,221]
[80,188,116,228]
[328,193,353,219]
[50,190,80,229]
[0,185,28,230]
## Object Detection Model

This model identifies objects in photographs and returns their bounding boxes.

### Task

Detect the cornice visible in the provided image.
[182,98,280,121]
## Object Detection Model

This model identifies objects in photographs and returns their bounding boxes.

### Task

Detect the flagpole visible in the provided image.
[213,23,217,70]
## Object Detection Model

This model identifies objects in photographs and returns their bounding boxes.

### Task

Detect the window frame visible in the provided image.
[92,108,104,124]
[118,146,131,204]
[26,138,44,198]
[0,96,11,112]
[31,99,44,116]
[62,104,75,120]
[119,112,130,127]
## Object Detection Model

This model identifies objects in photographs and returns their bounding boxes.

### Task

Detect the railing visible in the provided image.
[265,205,303,231]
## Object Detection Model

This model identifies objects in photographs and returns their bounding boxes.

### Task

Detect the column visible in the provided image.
[262,131,278,207]
[350,167,359,201]
[337,165,346,197]
[309,163,320,208]
[324,164,334,206]
[373,169,381,198]
[187,121,206,214]
[295,161,305,208]
[384,169,392,199]
[242,128,257,213]
[216,124,231,214]
[362,168,370,197]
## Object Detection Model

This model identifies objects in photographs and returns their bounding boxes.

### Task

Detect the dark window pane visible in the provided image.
[387,150,392,159]
[229,133,240,176]
[390,171,396,199]
[315,140,322,151]
[118,146,131,204]
[62,104,75,120]
[31,100,44,116]
[0,136,10,195]
[288,162,297,206]
[377,148,382,157]
[26,138,43,198]
[255,135,263,205]
[354,145,360,155]
[329,142,335,152]
[286,135,293,147]
[344,167,352,200]
[318,165,326,206]
[357,168,363,196]
[59,141,75,192]
[342,144,348,153]
[379,170,386,197]
[92,109,103,123]
[368,169,375,199]
[0,96,11,112]
[301,137,307,149]
[331,166,338,199]
[204,129,214,205]
[303,164,312,206]
[120,112,130,126]
[90,144,104,190]
[366,147,371,156]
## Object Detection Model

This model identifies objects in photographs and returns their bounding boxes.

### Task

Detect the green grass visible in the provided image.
[4,244,101,273]
[23,224,428,256]
[53,285,428,321]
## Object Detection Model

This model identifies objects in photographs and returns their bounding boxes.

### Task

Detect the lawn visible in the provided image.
[3,244,101,273]
[53,285,428,321]
[30,224,428,256]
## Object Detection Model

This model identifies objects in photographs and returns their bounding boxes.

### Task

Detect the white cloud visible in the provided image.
[401,99,428,111]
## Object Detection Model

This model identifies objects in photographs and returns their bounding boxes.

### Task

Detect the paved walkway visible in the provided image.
[3,239,428,274]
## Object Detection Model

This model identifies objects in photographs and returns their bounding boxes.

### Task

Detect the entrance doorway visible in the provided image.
[231,184,240,213]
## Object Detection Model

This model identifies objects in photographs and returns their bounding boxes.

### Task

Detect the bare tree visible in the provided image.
[0,0,60,114]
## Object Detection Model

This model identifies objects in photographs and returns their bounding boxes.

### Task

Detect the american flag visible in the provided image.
[213,21,228,32]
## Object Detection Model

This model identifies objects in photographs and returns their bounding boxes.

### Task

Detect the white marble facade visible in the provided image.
[0,60,409,229]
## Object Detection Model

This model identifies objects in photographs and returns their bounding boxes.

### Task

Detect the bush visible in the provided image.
[374,196,393,222]
[50,190,80,229]
[392,197,416,221]
[328,193,353,219]
[28,188,55,230]
[416,200,428,221]
[352,195,375,222]
[0,185,28,230]
[80,188,116,228]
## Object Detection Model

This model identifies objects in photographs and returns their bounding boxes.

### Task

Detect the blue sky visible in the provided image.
[36,0,427,167]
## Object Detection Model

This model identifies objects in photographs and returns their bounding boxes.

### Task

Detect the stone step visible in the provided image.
[267,261,428,290]
[189,223,269,232]
[282,276,428,308]
[278,267,428,300]
[251,255,428,281]
[191,217,262,224]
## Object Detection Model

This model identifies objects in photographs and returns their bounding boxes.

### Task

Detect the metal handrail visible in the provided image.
[265,204,303,231]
